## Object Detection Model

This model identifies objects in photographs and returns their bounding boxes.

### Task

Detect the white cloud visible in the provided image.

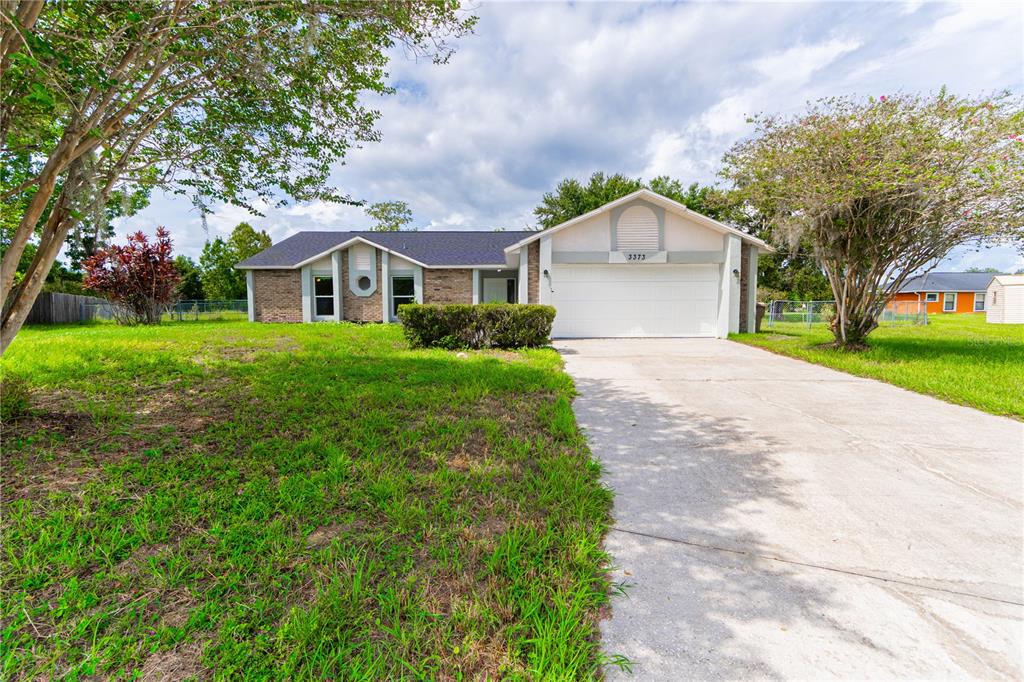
[113,0,1021,273]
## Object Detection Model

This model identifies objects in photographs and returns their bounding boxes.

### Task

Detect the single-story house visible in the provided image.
[891,272,995,315]
[235,189,772,338]
[985,275,1024,324]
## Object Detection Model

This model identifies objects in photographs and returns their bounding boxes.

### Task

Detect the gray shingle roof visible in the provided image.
[236,230,535,269]
[898,272,997,293]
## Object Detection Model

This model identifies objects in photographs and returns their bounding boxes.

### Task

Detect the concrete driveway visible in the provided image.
[557,339,1023,680]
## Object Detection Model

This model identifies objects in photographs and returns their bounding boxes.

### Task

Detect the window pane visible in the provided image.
[392,295,414,316]
[507,278,516,303]
[392,276,414,296]
[943,293,955,311]
[315,296,334,316]
[314,276,333,297]
[974,293,985,311]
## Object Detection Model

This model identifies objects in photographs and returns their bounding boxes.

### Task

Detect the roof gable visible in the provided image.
[504,189,773,253]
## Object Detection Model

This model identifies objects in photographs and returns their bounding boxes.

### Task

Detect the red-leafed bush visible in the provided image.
[84,227,181,325]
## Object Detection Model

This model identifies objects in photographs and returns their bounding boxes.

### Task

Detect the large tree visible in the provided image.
[0,1,473,353]
[365,200,413,231]
[722,91,1024,347]
[199,222,271,299]
[534,172,726,228]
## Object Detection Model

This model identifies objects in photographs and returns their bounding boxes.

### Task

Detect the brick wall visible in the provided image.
[738,243,752,333]
[527,242,539,304]
[253,270,302,323]
[423,268,473,304]
[342,248,383,322]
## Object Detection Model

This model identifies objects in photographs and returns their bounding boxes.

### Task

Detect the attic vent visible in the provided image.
[353,245,371,270]
[616,205,659,251]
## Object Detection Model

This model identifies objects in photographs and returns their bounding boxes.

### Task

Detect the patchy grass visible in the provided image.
[732,313,1024,419]
[0,321,617,680]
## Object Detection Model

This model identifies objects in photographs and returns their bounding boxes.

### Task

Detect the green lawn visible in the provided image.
[732,313,1024,419]
[0,322,618,680]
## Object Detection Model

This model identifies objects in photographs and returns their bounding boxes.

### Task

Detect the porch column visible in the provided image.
[539,236,552,305]
[245,270,255,322]
[745,247,759,333]
[472,268,480,304]
[380,251,390,322]
[331,251,343,322]
[717,235,741,337]
[300,265,312,323]
[518,248,528,303]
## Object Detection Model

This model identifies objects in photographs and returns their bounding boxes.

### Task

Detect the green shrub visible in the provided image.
[398,303,556,349]
[1,374,31,421]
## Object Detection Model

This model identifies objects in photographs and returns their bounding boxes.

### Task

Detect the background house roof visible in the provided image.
[236,230,535,269]
[898,272,997,293]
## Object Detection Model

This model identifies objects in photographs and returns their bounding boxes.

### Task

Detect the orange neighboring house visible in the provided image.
[892,272,995,315]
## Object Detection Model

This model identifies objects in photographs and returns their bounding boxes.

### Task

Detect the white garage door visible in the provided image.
[550,264,720,338]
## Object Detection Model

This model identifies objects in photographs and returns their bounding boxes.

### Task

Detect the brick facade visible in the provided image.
[250,251,506,324]
[252,270,302,322]
[738,242,752,333]
[423,268,473,304]
[342,248,383,322]
[527,242,539,304]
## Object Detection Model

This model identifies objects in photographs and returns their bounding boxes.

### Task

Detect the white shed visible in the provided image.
[985,275,1024,324]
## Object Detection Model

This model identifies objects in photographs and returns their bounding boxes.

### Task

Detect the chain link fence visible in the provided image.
[765,300,927,330]
[82,299,248,323]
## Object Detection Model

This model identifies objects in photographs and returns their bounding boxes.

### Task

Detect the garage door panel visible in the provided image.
[550,264,720,338]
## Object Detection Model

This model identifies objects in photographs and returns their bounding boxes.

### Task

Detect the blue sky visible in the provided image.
[119,0,1024,272]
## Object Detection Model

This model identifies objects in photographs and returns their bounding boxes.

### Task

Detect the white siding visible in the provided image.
[664,211,726,251]
[550,213,611,251]
[986,277,1024,324]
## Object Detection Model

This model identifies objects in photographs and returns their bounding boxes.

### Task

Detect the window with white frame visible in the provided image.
[974,292,985,311]
[391,276,414,318]
[314,275,334,317]
[924,292,938,302]
[943,292,956,312]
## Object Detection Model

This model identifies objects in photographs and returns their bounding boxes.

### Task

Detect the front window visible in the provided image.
[974,292,985,312]
[314,275,334,317]
[924,292,938,303]
[943,292,956,312]
[392,276,415,318]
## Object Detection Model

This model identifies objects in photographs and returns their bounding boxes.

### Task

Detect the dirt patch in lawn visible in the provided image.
[0,380,239,502]
[139,640,205,681]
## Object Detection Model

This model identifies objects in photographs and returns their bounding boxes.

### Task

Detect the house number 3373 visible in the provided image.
[626,253,646,261]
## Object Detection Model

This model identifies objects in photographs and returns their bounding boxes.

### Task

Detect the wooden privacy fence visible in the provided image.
[23,292,106,324]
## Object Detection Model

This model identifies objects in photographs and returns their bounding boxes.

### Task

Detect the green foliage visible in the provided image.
[534,172,731,229]
[0,373,30,421]
[722,91,1024,347]
[398,304,557,349]
[173,256,204,300]
[199,223,271,300]
[0,322,613,678]
[0,0,475,350]
[365,201,414,231]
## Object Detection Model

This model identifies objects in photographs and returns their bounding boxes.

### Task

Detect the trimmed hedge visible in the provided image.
[397,303,556,349]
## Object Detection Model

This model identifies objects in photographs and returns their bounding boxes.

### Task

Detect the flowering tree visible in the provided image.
[84,227,180,325]
[721,91,1024,348]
